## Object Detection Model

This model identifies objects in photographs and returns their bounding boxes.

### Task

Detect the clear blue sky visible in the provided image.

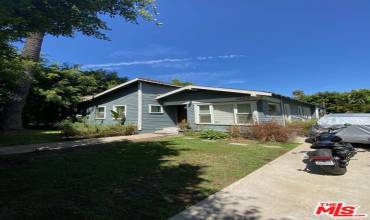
[39,0,370,96]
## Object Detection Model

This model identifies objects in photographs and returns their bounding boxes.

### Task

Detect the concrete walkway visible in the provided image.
[170,142,370,220]
[0,133,169,155]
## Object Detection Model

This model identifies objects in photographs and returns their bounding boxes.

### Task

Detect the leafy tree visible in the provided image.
[0,44,31,115]
[295,89,370,113]
[83,69,128,93]
[23,63,128,126]
[171,79,193,86]
[292,90,304,98]
[0,0,158,130]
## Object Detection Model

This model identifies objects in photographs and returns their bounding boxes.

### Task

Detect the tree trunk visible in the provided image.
[0,32,44,131]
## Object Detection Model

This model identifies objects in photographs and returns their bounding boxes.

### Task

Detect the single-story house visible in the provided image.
[81,78,320,133]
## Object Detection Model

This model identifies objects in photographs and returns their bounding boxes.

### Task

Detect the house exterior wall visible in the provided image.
[160,90,259,131]
[84,81,178,132]
[160,90,317,131]
[83,81,318,133]
[86,83,139,125]
[257,96,316,125]
[141,83,177,132]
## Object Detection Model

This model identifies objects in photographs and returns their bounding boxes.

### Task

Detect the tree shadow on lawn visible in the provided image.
[0,140,210,220]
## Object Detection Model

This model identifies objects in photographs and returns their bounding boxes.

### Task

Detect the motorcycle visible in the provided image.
[306,126,357,175]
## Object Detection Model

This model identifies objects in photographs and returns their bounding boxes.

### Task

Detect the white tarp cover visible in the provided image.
[317,114,370,144]
[336,125,370,144]
[318,113,370,127]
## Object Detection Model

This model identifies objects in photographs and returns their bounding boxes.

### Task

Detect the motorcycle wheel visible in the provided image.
[321,160,347,175]
[315,149,347,175]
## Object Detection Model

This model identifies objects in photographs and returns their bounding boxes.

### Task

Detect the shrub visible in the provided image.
[228,126,242,139]
[58,120,137,138]
[123,124,137,135]
[178,119,190,131]
[247,122,293,143]
[286,119,316,136]
[199,130,229,140]
[110,110,126,125]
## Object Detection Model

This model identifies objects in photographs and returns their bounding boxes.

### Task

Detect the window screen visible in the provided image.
[213,104,234,124]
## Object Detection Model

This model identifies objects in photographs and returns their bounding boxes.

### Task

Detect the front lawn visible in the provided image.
[0,136,297,219]
[0,129,62,147]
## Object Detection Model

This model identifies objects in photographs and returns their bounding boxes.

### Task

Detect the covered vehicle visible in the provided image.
[309,113,370,144]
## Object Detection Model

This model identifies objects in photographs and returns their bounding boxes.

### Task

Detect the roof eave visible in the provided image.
[83,78,181,101]
[156,85,272,100]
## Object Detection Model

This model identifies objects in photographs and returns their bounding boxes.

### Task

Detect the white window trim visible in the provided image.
[197,104,213,124]
[95,106,106,120]
[112,105,127,119]
[235,103,254,125]
[149,104,164,114]
[195,102,257,125]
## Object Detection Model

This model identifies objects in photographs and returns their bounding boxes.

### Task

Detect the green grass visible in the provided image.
[0,130,63,147]
[0,136,297,219]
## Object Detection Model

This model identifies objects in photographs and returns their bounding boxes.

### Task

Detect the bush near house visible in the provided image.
[248,123,292,142]
[199,130,230,140]
[228,123,295,143]
[286,119,317,136]
[59,120,137,138]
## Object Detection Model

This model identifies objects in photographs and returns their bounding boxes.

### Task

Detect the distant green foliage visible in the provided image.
[200,130,229,140]
[294,90,370,113]
[59,120,137,138]
[23,63,128,126]
[82,69,128,94]
[171,79,193,86]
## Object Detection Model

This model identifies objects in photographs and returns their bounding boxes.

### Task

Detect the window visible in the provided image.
[198,105,212,123]
[112,105,126,119]
[95,106,106,119]
[267,103,280,115]
[236,103,253,124]
[196,102,255,125]
[149,104,163,114]
[213,104,234,124]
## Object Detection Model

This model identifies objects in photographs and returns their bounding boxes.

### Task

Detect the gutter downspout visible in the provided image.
[138,82,143,131]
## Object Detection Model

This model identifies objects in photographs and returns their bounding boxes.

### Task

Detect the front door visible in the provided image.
[177,105,187,124]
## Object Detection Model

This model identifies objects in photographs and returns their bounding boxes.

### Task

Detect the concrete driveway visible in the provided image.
[170,142,370,220]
